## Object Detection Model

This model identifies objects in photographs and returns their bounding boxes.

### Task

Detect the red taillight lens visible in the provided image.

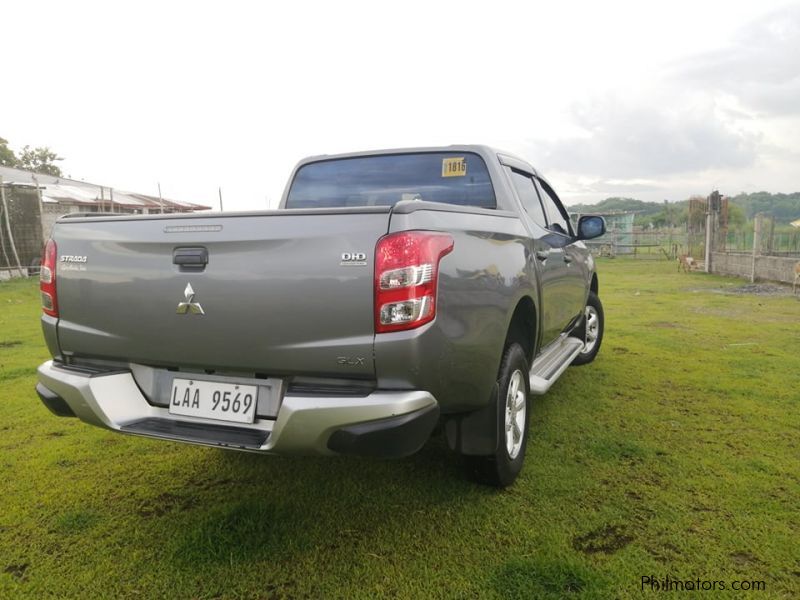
[374,231,454,333]
[40,239,58,317]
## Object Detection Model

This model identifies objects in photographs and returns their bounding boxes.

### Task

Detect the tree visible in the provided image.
[0,137,17,167]
[17,145,63,177]
[726,204,746,229]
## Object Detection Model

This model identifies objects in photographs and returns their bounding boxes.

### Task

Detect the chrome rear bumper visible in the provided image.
[36,360,438,457]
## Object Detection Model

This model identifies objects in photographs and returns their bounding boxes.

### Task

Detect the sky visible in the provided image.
[2,0,798,211]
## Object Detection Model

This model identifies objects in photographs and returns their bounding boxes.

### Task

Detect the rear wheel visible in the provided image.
[464,343,530,487]
[571,291,604,366]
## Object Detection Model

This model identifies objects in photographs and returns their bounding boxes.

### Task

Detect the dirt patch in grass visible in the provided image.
[3,563,29,581]
[697,283,795,297]
[572,524,633,555]
[729,551,761,566]
[0,340,22,348]
[645,542,682,563]
[728,283,794,296]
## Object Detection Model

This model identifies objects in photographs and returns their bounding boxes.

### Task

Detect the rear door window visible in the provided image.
[508,169,547,228]
[286,152,496,209]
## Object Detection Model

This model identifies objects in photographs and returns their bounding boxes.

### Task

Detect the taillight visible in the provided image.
[40,239,58,317]
[374,231,454,333]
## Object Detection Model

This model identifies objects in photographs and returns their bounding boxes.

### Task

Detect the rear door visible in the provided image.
[534,177,587,328]
[54,209,390,378]
[506,168,569,345]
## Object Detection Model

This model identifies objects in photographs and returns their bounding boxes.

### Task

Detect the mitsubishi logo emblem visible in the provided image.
[176,283,205,315]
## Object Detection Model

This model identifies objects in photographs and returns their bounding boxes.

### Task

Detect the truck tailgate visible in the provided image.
[53,208,390,378]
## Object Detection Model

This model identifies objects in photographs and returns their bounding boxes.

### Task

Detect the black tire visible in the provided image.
[464,343,531,488]
[571,291,604,366]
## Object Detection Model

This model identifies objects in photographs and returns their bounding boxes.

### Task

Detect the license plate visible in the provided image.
[169,378,258,424]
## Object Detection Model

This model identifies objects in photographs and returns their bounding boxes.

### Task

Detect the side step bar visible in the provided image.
[529,336,584,394]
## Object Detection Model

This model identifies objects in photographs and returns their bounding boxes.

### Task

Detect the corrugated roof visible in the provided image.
[0,164,210,211]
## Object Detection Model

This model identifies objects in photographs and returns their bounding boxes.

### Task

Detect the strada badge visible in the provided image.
[60,255,87,263]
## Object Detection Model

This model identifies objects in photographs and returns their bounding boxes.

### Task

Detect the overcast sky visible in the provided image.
[2,0,798,210]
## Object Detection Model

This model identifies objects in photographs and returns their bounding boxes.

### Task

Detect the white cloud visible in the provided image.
[670,5,800,116]
[532,98,758,179]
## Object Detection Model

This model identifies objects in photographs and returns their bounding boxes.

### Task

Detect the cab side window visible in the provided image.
[535,178,572,236]
[508,169,547,228]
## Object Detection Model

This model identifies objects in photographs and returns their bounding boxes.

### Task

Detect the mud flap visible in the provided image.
[444,382,500,456]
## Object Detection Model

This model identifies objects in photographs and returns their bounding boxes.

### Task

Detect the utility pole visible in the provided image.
[100,186,106,212]
[110,188,115,213]
[157,182,164,214]
[32,174,45,242]
[218,187,224,212]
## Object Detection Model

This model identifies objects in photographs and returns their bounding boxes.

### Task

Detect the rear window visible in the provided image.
[286,152,496,209]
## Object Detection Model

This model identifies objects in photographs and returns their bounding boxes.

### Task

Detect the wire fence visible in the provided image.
[723,227,800,256]
[585,229,694,260]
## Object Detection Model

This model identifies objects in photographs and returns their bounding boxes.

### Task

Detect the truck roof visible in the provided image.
[296,144,535,172]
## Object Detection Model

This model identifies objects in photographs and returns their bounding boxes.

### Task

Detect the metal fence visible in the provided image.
[585,229,691,260]
[722,223,800,257]
[710,211,800,285]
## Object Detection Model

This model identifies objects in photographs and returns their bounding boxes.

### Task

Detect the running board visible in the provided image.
[529,336,584,394]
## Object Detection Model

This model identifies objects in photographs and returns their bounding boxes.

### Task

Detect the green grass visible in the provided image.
[1,261,798,599]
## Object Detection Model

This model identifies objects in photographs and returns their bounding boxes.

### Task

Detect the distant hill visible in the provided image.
[727,191,800,222]
[568,192,800,226]
[567,197,664,216]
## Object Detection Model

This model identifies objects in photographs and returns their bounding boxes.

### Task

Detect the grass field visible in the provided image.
[1,260,798,599]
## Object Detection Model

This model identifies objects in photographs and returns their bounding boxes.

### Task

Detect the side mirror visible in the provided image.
[577,215,606,240]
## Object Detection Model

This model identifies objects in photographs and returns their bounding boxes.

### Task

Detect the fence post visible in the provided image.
[751,213,762,283]
[704,207,713,273]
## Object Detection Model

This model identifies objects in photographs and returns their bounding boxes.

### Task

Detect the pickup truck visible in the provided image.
[35,145,606,487]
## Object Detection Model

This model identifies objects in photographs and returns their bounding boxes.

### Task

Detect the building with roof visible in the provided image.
[0,165,210,276]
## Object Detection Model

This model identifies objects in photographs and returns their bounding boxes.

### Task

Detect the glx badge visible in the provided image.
[176,283,204,315]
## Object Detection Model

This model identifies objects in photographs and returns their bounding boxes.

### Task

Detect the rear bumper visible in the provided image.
[36,360,438,458]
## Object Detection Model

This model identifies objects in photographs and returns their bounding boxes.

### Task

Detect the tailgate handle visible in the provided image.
[173,247,208,271]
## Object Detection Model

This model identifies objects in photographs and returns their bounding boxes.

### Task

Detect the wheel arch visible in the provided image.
[503,295,537,367]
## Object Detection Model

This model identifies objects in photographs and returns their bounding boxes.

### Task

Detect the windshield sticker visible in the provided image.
[442,157,467,177]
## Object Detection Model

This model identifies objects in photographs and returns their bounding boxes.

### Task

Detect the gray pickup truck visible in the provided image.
[35,145,605,487]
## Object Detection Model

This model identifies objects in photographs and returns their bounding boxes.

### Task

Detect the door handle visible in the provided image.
[173,247,208,272]
[535,250,550,261]
[563,255,573,264]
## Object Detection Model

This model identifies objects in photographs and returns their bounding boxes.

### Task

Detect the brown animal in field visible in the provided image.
[794,261,800,294]
[677,255,697,273]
